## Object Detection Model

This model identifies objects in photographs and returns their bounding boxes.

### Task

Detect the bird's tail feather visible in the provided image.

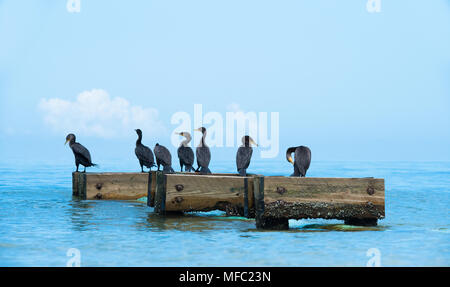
[199,167,212,174]
[163,166,175,173]
[185,165,194,172]
[238,168,246,176]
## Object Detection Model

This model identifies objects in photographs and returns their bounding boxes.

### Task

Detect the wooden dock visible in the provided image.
[72,172,385,229]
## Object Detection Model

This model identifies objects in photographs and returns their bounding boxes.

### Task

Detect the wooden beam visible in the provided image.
[253,175,264,227]
[72,172,79,197]
[154,171,166,214]
[262,177,385,221]
[71,172,385,228]
[72,172,244,201]
[75,172,86,200]
[164,173,254,216]
[253,175,289,229]
[147,172,157,206]
[72,172,155,200]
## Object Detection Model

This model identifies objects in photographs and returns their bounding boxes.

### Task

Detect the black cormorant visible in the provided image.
[194,127,211,174]
[286,146,311,177]
[176,132,195,172]
[65,133,97,172]
[134,129,156,172]
[154,143,175,173]
[236,135,257,176]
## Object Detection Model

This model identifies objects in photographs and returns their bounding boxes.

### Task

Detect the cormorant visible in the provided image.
[65,133,97,172]
[154,143,175,173]
[236,135,257,176]
[134,129,156,172]
[176,132,195,172]
[194,127,211,174]
[286,146,311,177]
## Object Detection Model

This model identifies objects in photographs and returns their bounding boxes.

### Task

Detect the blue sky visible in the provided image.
[0,0,449,166]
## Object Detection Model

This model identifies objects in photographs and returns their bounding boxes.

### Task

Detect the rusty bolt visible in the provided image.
[276,186,286,195]
[96,183,102,190]
[94,193,103,199]
[367,187,375,195]
[175,184,184,192]
[173,196,184,204]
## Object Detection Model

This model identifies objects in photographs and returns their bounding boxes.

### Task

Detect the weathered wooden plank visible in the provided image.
[71,172,385,227]
[81,172,155,200]
[164,174,254,216]
[72,172,247,201]
[262,177,385,220]
[147,172,156,207]
[76,172,87,200]
[72,172,78,196]
[154,171,166,214]
[253,175,264,226]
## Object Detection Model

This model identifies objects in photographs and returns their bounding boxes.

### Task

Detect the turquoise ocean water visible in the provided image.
[0,160,448,266]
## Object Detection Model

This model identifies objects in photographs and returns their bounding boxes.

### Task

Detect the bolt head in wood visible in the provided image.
[175,184,184,192]
[276,186,286,195]
[173,196,184,204]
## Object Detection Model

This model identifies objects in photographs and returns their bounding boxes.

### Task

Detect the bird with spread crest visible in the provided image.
[65,133,97,172]
[134,129,156,172]
[286,146,311,177]
[236,135,257,176]
[176,132,195,172]
[194,127,212,174]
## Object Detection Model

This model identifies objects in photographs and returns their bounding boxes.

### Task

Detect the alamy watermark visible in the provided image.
[66,1,380,15]
[366,0,381,13]
[67,0,81,13]
[366,248,381,267]
[171,104,279,158]
[66,248,81,267]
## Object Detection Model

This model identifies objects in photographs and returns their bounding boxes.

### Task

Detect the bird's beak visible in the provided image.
[250,139,258,147]
[65,139,69,145]
[288,156,294,164]
[194,128,201,132]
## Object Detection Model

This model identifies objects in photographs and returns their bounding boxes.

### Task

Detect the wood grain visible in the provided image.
[83,172,155,200]
[164,174,254,214]
[71,173,385,223]
[264,177,384,205]
[262,177,385,219]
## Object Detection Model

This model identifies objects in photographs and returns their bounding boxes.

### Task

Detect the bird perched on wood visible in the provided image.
[236,135,257,176]
[286,146,311,177]
[134,129,156,172]
[194,127,212,174]
[154,143,175,173]
[65,133,97,172]
[176,132,195,172]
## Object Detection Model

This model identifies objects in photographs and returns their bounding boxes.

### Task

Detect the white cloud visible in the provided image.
[39,89,166,138]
